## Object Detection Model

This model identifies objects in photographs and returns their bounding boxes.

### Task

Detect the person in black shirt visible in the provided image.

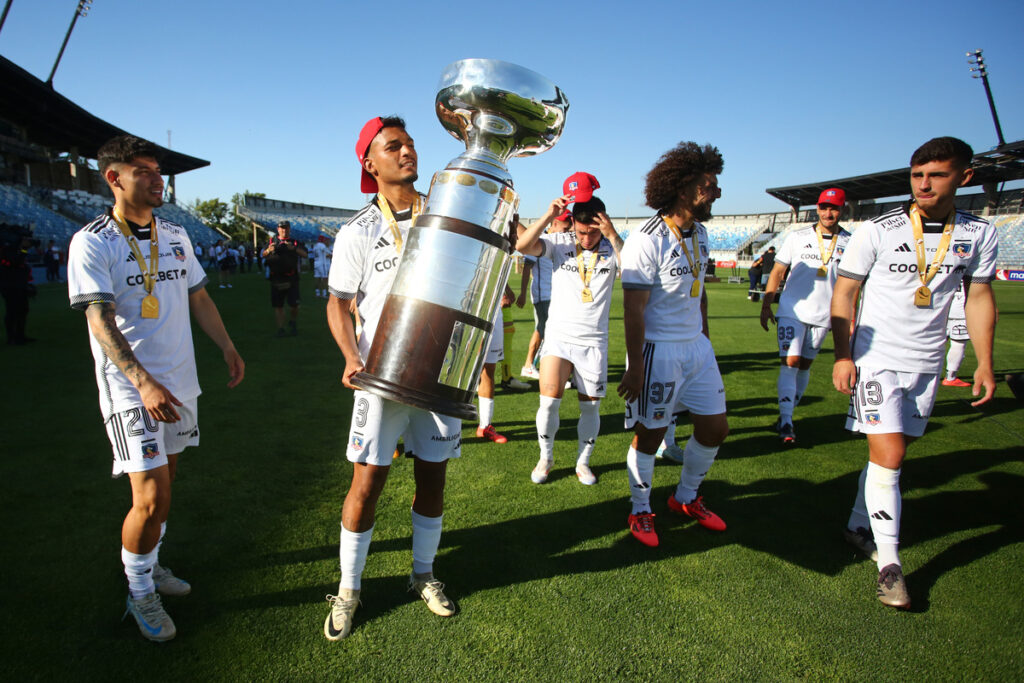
[261,220,307,336]
[0,226,35,344]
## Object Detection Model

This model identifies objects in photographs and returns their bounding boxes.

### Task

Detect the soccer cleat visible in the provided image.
[520,365,540,379]
[655,443,685,464]
[502,377,531,391]
[628,512,659,547]
[408,573,457,617]
[153,564,191,597]
[667,494,726,532]
[771,417,781,433]
[779,422,796,446]
[323,590,360,641]
[941,377,970,387]
[575,463,597,486]
[843,526,878,561]
[288,320,298,336]
[531,459,552,484]
[876,564,911,609]
[476,424,508,444]
[123,592,176,642]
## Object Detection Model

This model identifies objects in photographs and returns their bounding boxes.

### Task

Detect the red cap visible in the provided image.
[563,172,600,204]
[556,209,572,222]
[817,187,846,207]
[356,117,385,193]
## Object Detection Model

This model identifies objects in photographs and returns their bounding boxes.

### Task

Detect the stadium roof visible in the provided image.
[0,55,209,176]
[765,140,1024,208]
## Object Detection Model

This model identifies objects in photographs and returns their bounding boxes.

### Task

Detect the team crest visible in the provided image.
[866,413,881,426]
[141,439,160,459]
[350,436,364,452]
[568,180,578,191]
[952,242,972,258]
[172,245,187,261]
[653,408,665,421]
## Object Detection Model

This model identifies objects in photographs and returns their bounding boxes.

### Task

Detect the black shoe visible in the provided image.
[289,321,298,336]
[779,422,796,446]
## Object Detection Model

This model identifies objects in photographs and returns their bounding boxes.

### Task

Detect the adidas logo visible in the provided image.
[125,253,137,262]
[871,510,893,521]
[373,236,390,250]
[671,248,680,259]
[779,397,792,403]
[804,243,814,249]
[894,243,912,253]
[539,434,549,440]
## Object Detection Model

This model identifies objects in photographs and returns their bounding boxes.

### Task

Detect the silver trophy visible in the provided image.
[352,59,569,419]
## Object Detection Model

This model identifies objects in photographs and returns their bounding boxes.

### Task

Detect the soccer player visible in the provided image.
[617,142,729,547]
[313,235,331,299]
[941,280,970,387]
[519,214,570,378]
[67,135,245,641]
[517,192,622,485]
[324,116,460,641]
[831,136,998,609]
[761,188,852,445]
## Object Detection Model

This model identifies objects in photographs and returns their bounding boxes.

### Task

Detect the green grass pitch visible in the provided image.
[3,269,1022,680]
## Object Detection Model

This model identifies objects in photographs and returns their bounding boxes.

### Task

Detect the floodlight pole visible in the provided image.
[0,0,14,36]
[46,0,92,87]
[967,49,1006,147]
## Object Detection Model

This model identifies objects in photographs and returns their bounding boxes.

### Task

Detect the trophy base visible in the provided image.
[351,371,478,421]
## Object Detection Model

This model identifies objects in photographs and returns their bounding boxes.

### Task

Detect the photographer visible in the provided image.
[262,220,307,336]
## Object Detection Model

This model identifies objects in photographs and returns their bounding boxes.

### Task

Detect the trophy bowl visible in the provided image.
[352,59,568,420]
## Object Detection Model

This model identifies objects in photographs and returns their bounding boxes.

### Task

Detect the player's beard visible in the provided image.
[693,200,713,222]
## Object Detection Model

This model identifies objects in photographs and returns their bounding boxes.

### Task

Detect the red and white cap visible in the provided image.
[563,172,600,204]
[817,187,846,207]
[356,117,385,194]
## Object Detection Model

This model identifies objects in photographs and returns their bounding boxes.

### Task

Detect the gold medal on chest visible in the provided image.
[914,285,932,308]
[141,294,160,319]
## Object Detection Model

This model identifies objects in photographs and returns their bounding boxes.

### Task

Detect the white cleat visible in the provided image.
[123,592,176,642]
[531,459,552,484]
[153,564,191,597]
[408,573,456,617]
[323,590,360,641]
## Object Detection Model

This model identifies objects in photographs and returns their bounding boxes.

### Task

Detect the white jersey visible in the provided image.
[620,215,709,342]
[541,232,618,347]
[948,279,966,320]
[328,196,422,359]
[525,252,553,303]
[313,240,330,266]
[838,206,998,373]
[67,213,208,419]
[774,225,852,327]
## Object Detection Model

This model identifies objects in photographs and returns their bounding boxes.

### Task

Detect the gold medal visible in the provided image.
[581,287,593,303]
[141,294,160,319]
[690,280,701,298]
[816,266,827,278]
[914,285,932,307]
[908,204,955,308]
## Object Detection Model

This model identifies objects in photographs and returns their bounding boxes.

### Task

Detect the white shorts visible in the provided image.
[541,337,608,397]
[845,366,939,437]
[104,398,200,477]
[777,316,828,360]
[346,390,461,466]
[314,260,330,278]
[625,335,727,430]
[946,318,969,343]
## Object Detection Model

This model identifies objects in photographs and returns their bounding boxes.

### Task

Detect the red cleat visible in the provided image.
[476,424,508,444]
[941,377,970,387]
[628,512,659,547]
[668,494,726,532]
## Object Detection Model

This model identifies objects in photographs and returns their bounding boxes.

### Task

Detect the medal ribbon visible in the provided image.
[662,214,702,295]
[908,203,955,291]
[575,240,600,297]
[815,226,839,268]
[111,208,158,297]
[377,195,422,254]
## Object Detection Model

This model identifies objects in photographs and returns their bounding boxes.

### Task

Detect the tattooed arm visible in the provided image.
[84,302,182,422]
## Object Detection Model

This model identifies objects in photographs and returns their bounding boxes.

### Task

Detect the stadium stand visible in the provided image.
[237,194,357,243]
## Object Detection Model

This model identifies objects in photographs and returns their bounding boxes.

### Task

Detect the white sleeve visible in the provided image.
[967,222,999,284]
[328,226,369,299]
[620,235,658,290]
[67,232,115,310]
[836,223,879,281]
[775,231,795,267]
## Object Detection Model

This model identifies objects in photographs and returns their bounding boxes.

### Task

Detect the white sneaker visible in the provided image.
[324,589,360,641]
[520,365,540,379]
[531,459,552,484]
[575,463,597,486]
[123,592,176,642]
[655,443,685,464]
[153,564,191,596]
[503,377,531,390]
[408,573,456,616]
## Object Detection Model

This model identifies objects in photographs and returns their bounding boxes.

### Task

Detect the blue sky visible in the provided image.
[1,0,1022,217]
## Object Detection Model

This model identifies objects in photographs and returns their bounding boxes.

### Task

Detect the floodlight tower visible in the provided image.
[966,49,1006,147]
[46,0,93,87]
[0,1,14,36]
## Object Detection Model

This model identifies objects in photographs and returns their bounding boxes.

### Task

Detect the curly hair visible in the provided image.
[644,142,723,213]
[97,135,162,173]
[910,136,973,169]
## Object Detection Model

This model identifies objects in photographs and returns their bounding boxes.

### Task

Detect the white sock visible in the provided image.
[576,399,601,465]
[536,395,560,462]
[675,437,719,504]
[945,340,966,379]
[847,464,871,531]
[661,417,677,450]
[122,546,159,599]
[339,525,374,591]
[777,365,798,424]
[794,369,811,406]
[865,462,901,569]
[155,522,167,566]
[410,510,443,576]
[626,446,655,514]
[478,397,494,428]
